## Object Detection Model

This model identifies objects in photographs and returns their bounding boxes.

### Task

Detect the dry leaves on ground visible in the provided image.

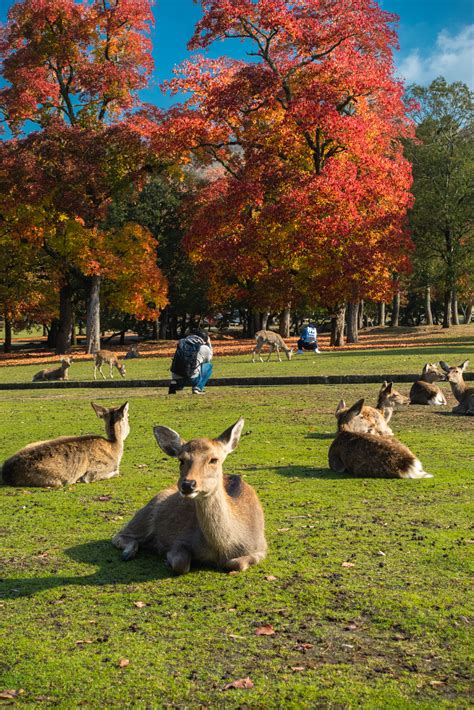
[255,625,275,636]
[223,677,254,690]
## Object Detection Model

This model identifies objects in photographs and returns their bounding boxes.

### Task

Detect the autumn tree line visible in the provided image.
[0,0,472,354]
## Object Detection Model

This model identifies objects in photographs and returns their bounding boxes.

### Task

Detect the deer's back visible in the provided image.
[96,350,117,364]
[2,435,116,487]
[329,431,416,478]
[410,380,444,404]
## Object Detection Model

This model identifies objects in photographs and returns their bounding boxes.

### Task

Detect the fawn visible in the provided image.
[252,330,293,362]
[1,402,130,487]
[32,357,72,382]
[409,363,447,405]
[113,418,267,574]
[439,361,474,415]
[329,399,432,479]
[335,382,408,436]
[93,350,126,379]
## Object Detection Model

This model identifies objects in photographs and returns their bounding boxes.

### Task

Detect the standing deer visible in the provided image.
[32,357,72,382]
[1,402,130,487]
[335,382,409,436]
[329,399,432,479]
[252,330,293,362]
[439,360,474,415]
[410,363,447,405]
[93,350,126,379]
[113,418,267,574]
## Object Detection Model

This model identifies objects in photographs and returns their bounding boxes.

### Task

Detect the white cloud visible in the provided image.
[398,25,474,88]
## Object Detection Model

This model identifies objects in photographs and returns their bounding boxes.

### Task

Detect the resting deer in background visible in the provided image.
[32,357,72,382]
[329,399,432,479]
[410,363,447,405]
[335,382,408,437]
[113,418,267,574]
[93,350,126,379]
[1,402,130,487]
[439,360,474,415]
[252,330,293,362]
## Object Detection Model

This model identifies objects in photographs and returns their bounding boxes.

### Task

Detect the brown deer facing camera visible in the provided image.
[439,360,474,415]
[329,399,432,479]
[410,363,447,405]
[93,350,126,379]
[252,330,293,362]
[113,418,267,574]
[1,402,130,487]
[32,357,72,382]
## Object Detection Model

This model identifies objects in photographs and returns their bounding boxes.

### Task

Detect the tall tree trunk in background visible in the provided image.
[261,311,270,330]
[451,287,459,325]
[279,305,291,338]
[47,319,59,348]
[71,312,77,345]
[152,318,158,340]
[3,315,12,353]
[346,301,359,343]
[330,304,346,346]
[442,289,451,329]
[425,286,433,325]
[56,282,74,354]
[86,275,101,353]
[377,301,386,327]
[391,291,400,327]
[464,302,473,324]
[159,308,169,339]
[358,300,364,330]
[253,311,262,335]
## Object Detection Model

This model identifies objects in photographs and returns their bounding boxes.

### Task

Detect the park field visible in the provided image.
[0,373,472,707]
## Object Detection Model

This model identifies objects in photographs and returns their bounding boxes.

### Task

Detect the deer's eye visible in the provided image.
[209,458,218,465]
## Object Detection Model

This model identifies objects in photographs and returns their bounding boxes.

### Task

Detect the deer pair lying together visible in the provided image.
[410,360,473,414]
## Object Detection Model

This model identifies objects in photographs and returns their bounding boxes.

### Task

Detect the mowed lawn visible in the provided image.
[0,377,472,707]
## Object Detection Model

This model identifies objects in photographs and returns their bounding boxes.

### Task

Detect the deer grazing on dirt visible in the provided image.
[409,363,447,405]
[252,330,293,362]
[1,402,130,488]
[329,399,432,479]
[93,350,126,379]
[439,360,474,415]
[113,418,267,574]
[335,382,409,436]
[32,357,72,382]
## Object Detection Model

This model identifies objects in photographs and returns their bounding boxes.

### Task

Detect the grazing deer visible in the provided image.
[335,382,408,437]
[410,363,447,405]
[1,402,130,488]
[113,418,267,574]
[32,357,72,382]
[252,330,293,362]
[439,360,474,415]
[329,399,432,479]
[93,350,126,379]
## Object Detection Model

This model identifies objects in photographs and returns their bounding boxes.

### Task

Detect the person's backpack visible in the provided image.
[170,336,204,378]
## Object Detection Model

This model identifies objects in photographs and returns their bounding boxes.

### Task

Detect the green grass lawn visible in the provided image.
[0,379,472,707]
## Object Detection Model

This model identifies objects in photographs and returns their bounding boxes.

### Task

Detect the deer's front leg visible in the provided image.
[110,364,114,379]
[166,547,192,575]
[99,365,107,380]
[266,346,274,362]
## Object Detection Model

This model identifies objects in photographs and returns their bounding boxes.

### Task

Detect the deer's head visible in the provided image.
[422,363,446,383]
[336,399,365,432]
[154,418,245,498]
[439,360,469,384]
[61,357,72,367]
[378,381,409,407]
[91,401,130,440]
[286,349,293,361]
[117,362,126,377]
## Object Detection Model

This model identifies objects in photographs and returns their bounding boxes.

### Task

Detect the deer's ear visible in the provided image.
[460,360,469,372]
[153,426,184,457]
[216,417,245,454]
[385,382,393,393]
[118,402,129,418]
[347,399,364,420]
[439,361,450,373]
[336,399,346,414]
[91,402,108,418]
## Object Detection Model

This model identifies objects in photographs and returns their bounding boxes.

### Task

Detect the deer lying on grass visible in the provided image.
[329,399,432,479]
[439,360,474,415]
[409,363,447,405]
[93,350,126,379]
[113,418,267,574]
[1,402,129,488]
[252,330,293,362]
[335,382,409,436]
[32,357,72,382]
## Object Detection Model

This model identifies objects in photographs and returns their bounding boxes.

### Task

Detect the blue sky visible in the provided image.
[0,0,473,111]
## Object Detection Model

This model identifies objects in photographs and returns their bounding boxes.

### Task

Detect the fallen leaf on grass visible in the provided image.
[296,643,314,651]
[291,666,305,672]
[118,659,130,668]
[277,527,290,533]
[75,639,93,645]
[255,625,275,636]
[133,601,146,608]
[0,690,24,699]
[94,495,112,502]
[429,680,446,687]
[264,575,277,581]
[223,677,254,690]
[341,562,355,568]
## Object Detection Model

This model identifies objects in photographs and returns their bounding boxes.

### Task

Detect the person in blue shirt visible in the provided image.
[296,323,321,354]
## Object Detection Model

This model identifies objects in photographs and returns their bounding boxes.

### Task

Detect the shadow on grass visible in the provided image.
[0,538,172,599]
[273,465,355,480]
[305,432,335,440]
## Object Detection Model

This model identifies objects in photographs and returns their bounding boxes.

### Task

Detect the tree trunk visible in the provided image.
[71,313,77,346]
[442,289,451,329]
[377,301,386,327]
[279,305,291,338]
[152,319,158,340]
[464,302,472,324]
[56,283,74,354]
[425,286,433,325]
[159,308,169,339]
[358,300,364,330]
[451,288,459,325]
[3,315,12,353]
[253,311,262,335]
[330,304,346,346]
[47,319,59,348]
[86,275,101,353]
[261,311,270,331]
[346,301,359,343]
[391,292,400,327]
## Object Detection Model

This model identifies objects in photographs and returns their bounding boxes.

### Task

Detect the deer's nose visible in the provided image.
[181,479,197,495]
